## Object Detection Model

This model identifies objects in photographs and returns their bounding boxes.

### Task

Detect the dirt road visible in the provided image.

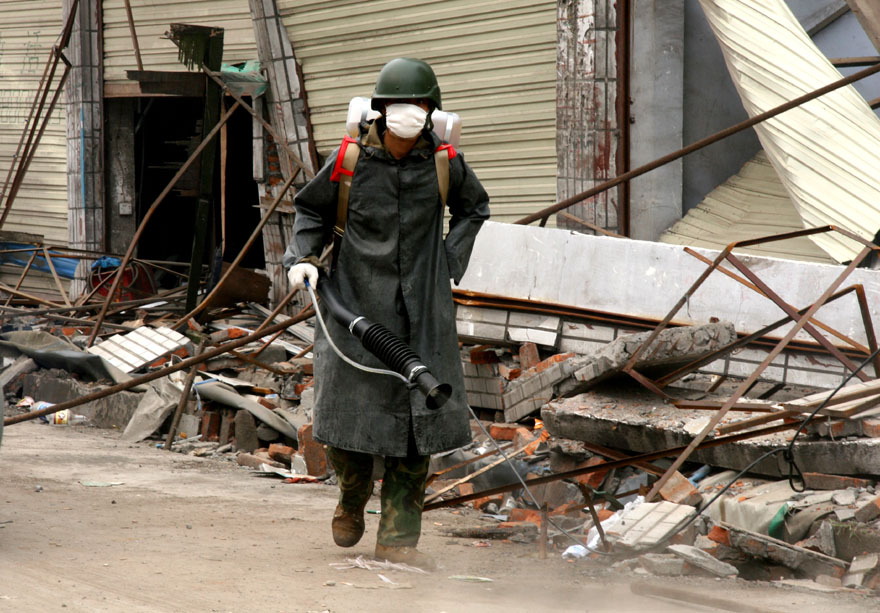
[1,420,876,612]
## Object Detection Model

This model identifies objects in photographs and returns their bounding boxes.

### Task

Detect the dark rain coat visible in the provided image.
[283,120,490,457]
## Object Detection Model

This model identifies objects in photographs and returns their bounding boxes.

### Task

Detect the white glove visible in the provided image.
[287,262,319,291]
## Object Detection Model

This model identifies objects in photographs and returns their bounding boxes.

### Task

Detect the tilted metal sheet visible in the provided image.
[660,151,836,264]
[699,0,880,263]
[103,0,259,84]
[276,0,557,224]
[0,0,70,298]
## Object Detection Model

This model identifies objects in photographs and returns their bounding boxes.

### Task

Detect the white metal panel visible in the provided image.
[699,0,880,263]
[660,151,836,264]
[103,0,259,84]
[0,0,70,298]
[276,0,557,224]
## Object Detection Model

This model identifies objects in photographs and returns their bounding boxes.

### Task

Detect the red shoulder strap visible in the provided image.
[330,135,359,182]
[435,143,457,159]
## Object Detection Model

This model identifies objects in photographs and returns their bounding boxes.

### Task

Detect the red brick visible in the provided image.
[469,347,500,364]
[297,423,328,477]
[219,409,235,445]
[595,508,615,522]
[518,342,540,370]
[200,411,220,442]
[862,418,880,438]
[549,502,586,517]
[489,423,522,441]
[268,443,294,466]
[533,353,575,374]
[658,471,702,506]
[855,495,880,523]
[573,456,609,489]
[708,525,731,547]
[803,472,873,491]
[471,493,503,510]
[512,427,535,450]
[457,483,475,497]
[509,508,543,525]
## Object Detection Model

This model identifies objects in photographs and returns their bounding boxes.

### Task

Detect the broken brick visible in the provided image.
[803,472,873,491]
[509,508,543,525]
[862,418,880,438]
[572,456,609,489]
[518,342,540,370]
[297,423,328,477]
[469,347,500,364]
[489,423,522,441]
[707,525,731,547]
[268,443,294,466]
[658,471,702,506]
[471,493,504,511]
[457,482,475,497]
[200,411,220,442]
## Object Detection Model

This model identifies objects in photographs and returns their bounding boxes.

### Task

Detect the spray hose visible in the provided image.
[307,278,451,410]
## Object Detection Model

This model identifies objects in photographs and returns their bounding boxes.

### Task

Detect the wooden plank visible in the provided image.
[782,378,880,410]
[847,0,880,54]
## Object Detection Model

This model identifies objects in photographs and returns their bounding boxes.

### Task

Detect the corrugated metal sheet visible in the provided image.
[103,0,259,84]
[0,0,70,298]
[276,0,557,224]
[660,151,836,264]
[698,0,880,263]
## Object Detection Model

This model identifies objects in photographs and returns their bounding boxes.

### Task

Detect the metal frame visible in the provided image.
[617,225,880,500]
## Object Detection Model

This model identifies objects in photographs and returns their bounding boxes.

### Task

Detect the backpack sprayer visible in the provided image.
[306,275,451,411]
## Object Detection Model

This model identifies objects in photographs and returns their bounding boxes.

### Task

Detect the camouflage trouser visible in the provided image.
[326,445,430,547]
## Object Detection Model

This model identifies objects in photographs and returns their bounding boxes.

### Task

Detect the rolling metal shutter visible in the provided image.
[103,0,259,84]
[0,0,70,297]
[276,0,557,224]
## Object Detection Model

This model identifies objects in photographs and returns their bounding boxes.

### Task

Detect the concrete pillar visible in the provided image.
[628,0,684,241]
[64,0,104,295]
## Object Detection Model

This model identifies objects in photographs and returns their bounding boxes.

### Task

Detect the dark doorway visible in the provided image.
[132,96,264,287]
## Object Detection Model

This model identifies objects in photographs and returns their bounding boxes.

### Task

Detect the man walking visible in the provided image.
[284,58,489,568]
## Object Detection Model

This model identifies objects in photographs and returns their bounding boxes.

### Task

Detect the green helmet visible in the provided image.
[371,58,442,111]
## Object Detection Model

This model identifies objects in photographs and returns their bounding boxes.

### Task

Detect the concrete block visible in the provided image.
[558,338,605,355]
[607,501,696,551]
[855,495,880,523]
[570,322,736,392]
[234,409,260,453]
[724,523,847,578]
[177,413,201,440]
[849,553,879,575]
[639,553,685,576]
[667,544,738,577]
[831,490,858,507]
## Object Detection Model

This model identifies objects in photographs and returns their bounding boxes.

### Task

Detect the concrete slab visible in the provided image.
[542,385,880,477]
[667,543,738,577]
[459,222,880,369]
[561,321,736,394]
[606,500,696,551]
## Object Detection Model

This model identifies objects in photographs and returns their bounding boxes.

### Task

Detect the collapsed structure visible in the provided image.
[3,0,880,600]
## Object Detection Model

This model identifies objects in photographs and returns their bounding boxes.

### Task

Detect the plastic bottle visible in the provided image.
[41,406,87,425]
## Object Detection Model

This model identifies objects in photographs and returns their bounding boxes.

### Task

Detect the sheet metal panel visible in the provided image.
[0,0,70,298]
[660,152,835,264]
[103,0,259,84]
[699,0,880,263]
[276,0,557,224]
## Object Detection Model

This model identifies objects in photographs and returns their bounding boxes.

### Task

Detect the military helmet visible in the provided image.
[371,58,442,111]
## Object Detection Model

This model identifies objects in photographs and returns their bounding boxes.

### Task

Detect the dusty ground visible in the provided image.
[1,421,878,613]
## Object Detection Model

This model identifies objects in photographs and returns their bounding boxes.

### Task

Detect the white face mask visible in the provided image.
[384,103,428,139]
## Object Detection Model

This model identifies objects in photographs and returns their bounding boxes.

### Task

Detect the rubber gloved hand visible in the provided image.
[287,262,319,291]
